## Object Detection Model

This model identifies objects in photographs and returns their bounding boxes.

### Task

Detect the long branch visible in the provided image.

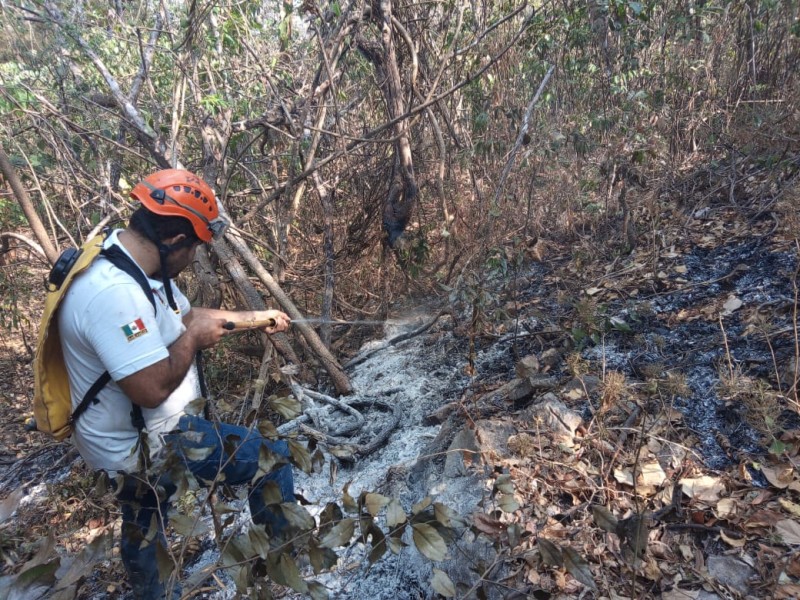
[493,65,555,204]
[40,1,171,168]
[238,9,531,224]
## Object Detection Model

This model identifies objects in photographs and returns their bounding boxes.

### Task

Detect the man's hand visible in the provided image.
[255,310,291,334]
[184,312,230,349]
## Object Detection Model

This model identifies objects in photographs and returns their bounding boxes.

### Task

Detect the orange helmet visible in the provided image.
[130,169,228,242]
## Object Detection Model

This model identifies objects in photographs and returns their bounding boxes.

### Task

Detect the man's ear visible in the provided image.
[164,233,187,247]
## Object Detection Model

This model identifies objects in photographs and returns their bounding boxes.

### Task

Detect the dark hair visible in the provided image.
[129,207,201,246]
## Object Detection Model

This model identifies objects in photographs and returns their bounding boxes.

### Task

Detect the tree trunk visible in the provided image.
[224,231,353,396]
[357,0,419,249]
[312,172,336,348]
[0,144,59,265]
[213,237,308,380]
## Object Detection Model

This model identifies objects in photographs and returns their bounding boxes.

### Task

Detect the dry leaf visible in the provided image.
[786,553,800,577]
[680,475,725,504]
[639,462,667,488]
[472,513,505,539]
[721,295,743,315]
[775,519,800,545]
[592,505,619,533]
[562,546,598,591]
[776,584,800,599]
[661,589,700,600]
[745,509,784,529]
[720,529,746,547]
[779,498,800,518]
[762,465,795,489]
[614,468,634,487]
[715,498,739,520]
[641,556,662,581]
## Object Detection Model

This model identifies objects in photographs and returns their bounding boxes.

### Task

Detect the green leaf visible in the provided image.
[309,539,339,574]
[386,537,407,554]
[280,502,316,530]
[431,568,456,597]
[329,445,357,460]
[319,502,344,534]
[494,474,514,495]
[563,546,598,590]
[307,580,330,600]
[769,438,788,455]
[342,484,358,513]
[609,316,632,333]
[319,518,355,548]
[213,502,240,514]
[8,560,59,598]
[22,532,56,571]
[253,444,283,482]
[257,420,279,440]
[433,503,465,528]
[260,481,284,506]
[312,448,325,473]
[364,493,390,517]
[181,445,214,462]
[308,538,339,575]
[183,397,207,416]
[248,524,271,559]
[538,538,563,567]
[155,539,175,588]
[386,499,407,528]
[142,514,159,546]
[497,494,520,513]
[507,523,522,548]
[170,512,209,537]
[366,524,387,564]
[591,505,619,533]
[287,439,312,473]
[229,565,249,593]
[266,552,308,593]
[0,487,23,522]
[411,523,447,561]
[358,515,375,543]
[268,394,302,420]
[412,496,432,515]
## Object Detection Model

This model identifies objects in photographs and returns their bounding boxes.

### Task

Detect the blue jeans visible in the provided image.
[117,415,295,600]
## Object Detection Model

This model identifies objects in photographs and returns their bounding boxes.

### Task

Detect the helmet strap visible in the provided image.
[158,243,178,312]
[158,237,196,313]
[135,217,180,312]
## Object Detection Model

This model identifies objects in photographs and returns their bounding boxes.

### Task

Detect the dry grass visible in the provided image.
[718,365,784,442]
[600,370,628,413]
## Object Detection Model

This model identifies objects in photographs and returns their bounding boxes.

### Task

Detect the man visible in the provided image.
[58,168,294,599]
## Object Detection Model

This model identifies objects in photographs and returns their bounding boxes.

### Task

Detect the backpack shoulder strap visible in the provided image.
[100,245,157,313]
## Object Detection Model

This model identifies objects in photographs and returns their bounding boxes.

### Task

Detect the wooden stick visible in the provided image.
[223,318,277,331]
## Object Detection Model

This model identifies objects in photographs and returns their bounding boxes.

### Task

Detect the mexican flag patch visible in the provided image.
[122,318,148,341]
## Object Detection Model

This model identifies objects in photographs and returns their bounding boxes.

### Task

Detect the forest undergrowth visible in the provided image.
[2,149,800,599]
[2,1,800,598]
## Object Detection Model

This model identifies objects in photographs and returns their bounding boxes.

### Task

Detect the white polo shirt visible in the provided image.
[58,230,200,473]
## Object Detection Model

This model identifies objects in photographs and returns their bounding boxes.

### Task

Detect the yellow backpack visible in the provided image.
[32,232,155,440]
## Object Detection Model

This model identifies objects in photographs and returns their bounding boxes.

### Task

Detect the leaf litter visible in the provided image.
[2,207,800,598]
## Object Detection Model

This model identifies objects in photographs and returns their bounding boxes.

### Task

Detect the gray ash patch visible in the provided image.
[578,237,796,469]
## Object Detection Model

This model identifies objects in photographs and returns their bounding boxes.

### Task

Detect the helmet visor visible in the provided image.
[208,217,229,240]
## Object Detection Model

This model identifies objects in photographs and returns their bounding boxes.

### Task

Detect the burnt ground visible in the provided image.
[2,196,800,598]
